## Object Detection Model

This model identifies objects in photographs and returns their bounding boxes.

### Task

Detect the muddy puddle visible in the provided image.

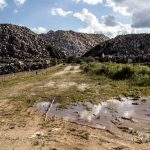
[36,96,150,135]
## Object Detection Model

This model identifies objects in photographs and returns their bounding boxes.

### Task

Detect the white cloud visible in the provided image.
[50,8,132,37]
[73,0,102,5]
[0,0,7,10]
[105,0,150,15]
[73,8,132,37]
[50,8,73,17]
[133,28,150,34]
[14,0,26,6]
[105,0,130,16]
[105,0,150,28]
[73,0,150,30]
[73,8,99,26]
[50,7,133,37]
[32,27,47,34]
[50,6,150,37]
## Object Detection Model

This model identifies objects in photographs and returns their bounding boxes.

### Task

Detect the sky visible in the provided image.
[1,0,150,37]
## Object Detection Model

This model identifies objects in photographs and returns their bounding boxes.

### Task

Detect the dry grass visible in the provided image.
[0,63,150,111]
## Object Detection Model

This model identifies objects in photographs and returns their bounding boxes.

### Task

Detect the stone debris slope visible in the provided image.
[0,24,61,74]
[39,30,109,57]
[84,34,150,63]
[0,24,48,59]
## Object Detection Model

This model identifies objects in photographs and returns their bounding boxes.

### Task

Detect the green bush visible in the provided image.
[96,66,110,75]
[112,66,134,80]
[51,58,62,66]
[132,75,150,86]
[66,56,76,63]
[81,62,150,87]
[137,78,150,86]
[82,57,96,63]
[66,56,96,64]
[66,56,83,64]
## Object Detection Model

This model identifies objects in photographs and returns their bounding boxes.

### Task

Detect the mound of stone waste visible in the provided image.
[0,24,62,75]
[84,34,150,63]
[39,30,109,57]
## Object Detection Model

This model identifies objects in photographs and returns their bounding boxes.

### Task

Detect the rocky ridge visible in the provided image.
[39,30,109,57]
[84,34,150,63]
[0,24,62,75]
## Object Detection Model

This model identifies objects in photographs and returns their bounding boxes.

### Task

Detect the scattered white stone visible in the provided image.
[30,131,44,138]
[51,128,61,132]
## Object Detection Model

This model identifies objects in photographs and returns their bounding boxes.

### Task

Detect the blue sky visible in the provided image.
[0,0,150,37]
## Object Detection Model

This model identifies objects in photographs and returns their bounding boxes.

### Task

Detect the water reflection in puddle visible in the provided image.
[36,97,150,132]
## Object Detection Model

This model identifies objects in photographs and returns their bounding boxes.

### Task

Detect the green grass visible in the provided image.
[0,63,150,112]
[81,62,150,86]
[0,64,64,89]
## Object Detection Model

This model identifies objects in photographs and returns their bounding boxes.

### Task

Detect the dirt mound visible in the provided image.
[39,30,109,57]
[84,34,150,63]
[0,24,61,75]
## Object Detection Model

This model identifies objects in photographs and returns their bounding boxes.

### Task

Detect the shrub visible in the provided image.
[66,56,76,63]
[132,75,150,86]
[95,66,110,76]
[82,57,96,63]
[112,66,134,80]
[51,58,62,66]
[66,56,83,64]
[81,62,150,86]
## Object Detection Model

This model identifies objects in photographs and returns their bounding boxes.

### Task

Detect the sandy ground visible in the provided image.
[0,65,150,150]
[0,101,150,150]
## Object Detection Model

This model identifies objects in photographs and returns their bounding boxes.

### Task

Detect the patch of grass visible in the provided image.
[81,62,150,86]
[71,129,90,140]
[0,64,64,89]
[78,130,90,140]
[112,66,134,80]
[132,75,150,86]
[1,63,150,113]
[84,88,96,94]
[66,56,96,64]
